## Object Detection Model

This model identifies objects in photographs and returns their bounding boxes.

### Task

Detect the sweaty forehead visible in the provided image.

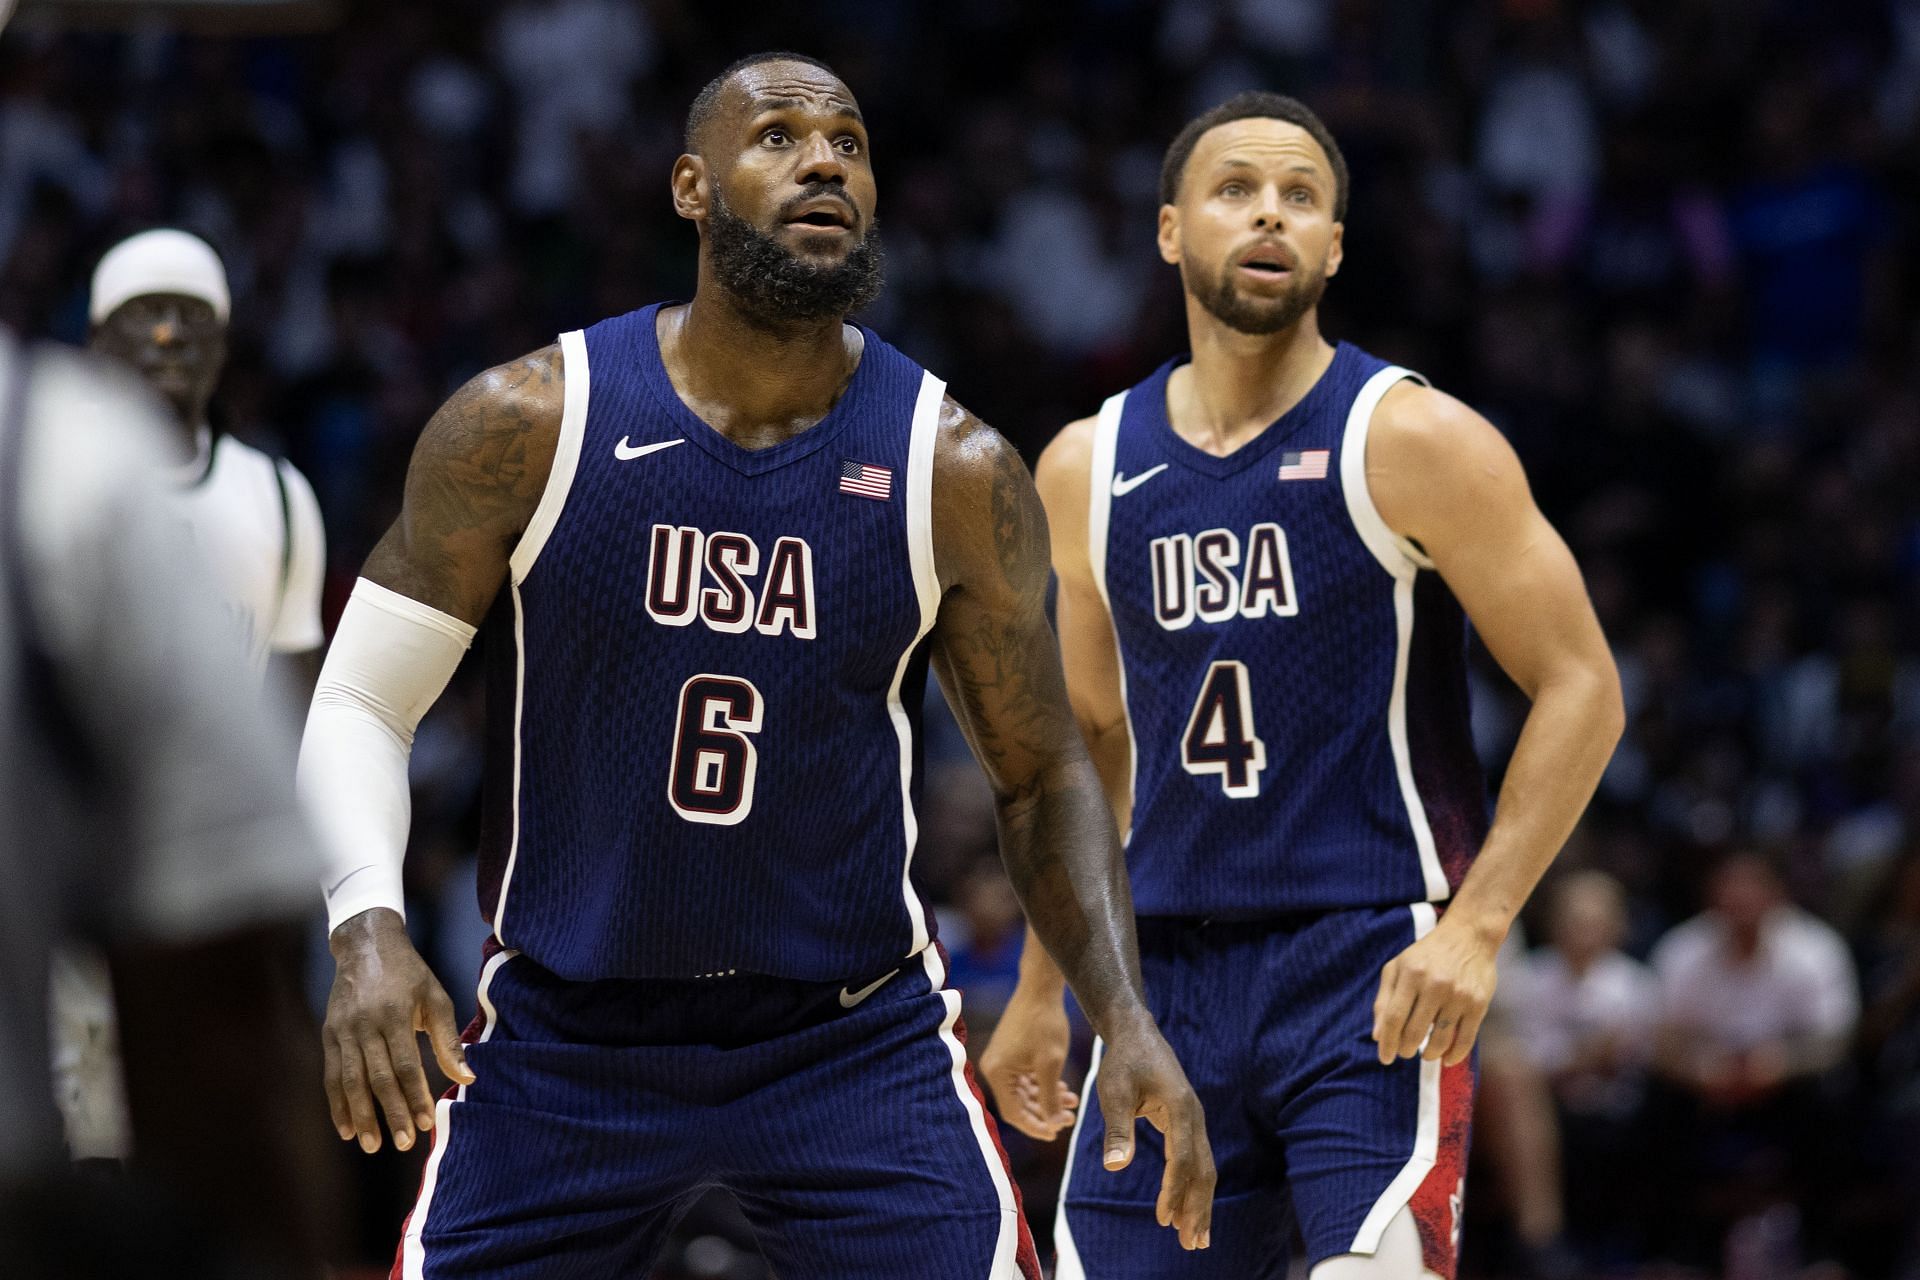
[724,63,860,125]
[1190,118,1328,178]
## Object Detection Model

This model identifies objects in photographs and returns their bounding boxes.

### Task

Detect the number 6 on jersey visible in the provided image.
[1181,659,1266,798]
[669,674,765,825]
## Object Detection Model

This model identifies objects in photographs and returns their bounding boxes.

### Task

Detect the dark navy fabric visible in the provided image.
[478,303,936,982]
[1059,911,1476,1277]
[407,952,1042,1279]
[1101,344,1489,917]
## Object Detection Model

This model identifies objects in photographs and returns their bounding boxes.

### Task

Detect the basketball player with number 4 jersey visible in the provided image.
[980,93,1623,1280]
[297,53,1213,1279]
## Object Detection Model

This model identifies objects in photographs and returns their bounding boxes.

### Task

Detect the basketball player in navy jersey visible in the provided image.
[298,53,1212,1279]
[980,92,1624,1279]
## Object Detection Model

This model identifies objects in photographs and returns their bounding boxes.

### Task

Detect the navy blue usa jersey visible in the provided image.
[475,304,948,982]
[1092,344,1490,916]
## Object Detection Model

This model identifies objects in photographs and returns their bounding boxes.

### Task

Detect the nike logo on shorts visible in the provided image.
[839,968,900,1008]
[615,437,686,461]
[1111,463,1168,497]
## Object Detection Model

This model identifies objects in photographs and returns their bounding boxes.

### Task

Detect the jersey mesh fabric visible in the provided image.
[1100,344,1489,916]
[477,304,937,982]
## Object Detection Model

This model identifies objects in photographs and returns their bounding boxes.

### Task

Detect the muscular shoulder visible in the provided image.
[1366,379,1531,546]
[410,345,564,498]
[369,345,564,620]
[1034,414,1100,577]
[929,395,1049,601]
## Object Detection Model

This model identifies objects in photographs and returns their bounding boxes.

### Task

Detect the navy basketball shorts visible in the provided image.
[1056,905,1474,1279]
[393,945,1042,1279]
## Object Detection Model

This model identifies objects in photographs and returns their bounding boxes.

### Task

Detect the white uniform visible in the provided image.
[50,424,325,1159]
[167,427,326,668]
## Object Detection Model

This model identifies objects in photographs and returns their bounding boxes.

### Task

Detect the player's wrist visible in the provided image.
[327,905,408,959]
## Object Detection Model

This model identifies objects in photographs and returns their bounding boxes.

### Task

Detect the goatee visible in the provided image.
[707,186,885,328]
[1191,258,1326,335]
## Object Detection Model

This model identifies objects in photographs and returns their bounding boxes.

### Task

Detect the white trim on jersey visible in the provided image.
[509,329,590,583]
[495,330,589,944]
[494,582,530,946]
[920,946,1024,1278]
[402,946,517,1280]
[892,370,946,956]
[1086,391,1138,836]
[1050,1034,1104,1280]
[1350,902,1441,1255]
[1339,367,1450,903]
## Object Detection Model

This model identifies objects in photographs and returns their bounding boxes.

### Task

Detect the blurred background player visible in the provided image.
[982,91,1622,1280]
[43,226,328,1168]
[0,328,333,1268]
[298,52,1211,1279]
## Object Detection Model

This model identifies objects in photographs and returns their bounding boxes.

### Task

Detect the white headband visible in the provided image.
[89,229,231,325]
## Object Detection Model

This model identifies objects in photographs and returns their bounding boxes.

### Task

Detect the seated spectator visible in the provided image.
[1516,870,1659,1115]
[1511,871,1657,1261]
[1647,851,1860,1264]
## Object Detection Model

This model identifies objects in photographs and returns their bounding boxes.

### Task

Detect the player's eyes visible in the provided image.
[835,136,861,155]
[1220,182,1247,198]
[1288,188,1313,204]
[762,128,789,147]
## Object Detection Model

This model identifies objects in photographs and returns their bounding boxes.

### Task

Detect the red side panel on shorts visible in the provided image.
[953,1011,1045,1280]
[1408,1057,1474,1280]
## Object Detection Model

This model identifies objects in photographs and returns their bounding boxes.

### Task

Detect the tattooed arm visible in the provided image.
[930,400,1215,1250]
[312,348,562,1156]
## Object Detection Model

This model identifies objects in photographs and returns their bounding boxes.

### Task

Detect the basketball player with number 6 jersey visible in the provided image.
[980,93,1624,1280]
[297,53,1213,1279]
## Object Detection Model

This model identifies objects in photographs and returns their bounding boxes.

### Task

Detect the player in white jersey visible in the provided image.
[46,229,328,1163]
[88,229,327,675]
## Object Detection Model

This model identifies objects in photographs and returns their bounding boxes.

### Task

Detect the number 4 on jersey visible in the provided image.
[1181,660,1266,798]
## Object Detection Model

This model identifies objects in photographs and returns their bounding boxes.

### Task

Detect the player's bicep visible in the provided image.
[362,346,562,626]
[1373,389,1610,699]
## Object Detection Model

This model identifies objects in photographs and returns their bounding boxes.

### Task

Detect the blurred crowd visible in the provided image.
[3,0,1916,1275]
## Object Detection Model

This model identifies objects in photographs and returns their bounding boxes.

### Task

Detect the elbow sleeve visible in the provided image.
[298,579,476,933]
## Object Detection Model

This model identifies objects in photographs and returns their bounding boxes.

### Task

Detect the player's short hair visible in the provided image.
[685,51,844,154]
[1159,91,1349,218]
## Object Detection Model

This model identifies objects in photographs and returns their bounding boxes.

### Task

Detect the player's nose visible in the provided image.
[1251,184,1285,229]
[795,132,848,188]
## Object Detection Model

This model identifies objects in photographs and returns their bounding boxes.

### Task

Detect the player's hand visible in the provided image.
[1094,1014,1215,1250]
[1372,912,1500,1067]
[979,984,1078,1140]
[323,907,474,1155]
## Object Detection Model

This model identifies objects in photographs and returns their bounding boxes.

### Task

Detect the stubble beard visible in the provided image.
[1187,252,1327,336]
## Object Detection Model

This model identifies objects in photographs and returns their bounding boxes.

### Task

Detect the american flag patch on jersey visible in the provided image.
[1278,449,1330,481]
[839,460,893,500]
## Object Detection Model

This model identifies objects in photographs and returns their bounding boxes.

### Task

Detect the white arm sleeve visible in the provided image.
[298,578,476,933]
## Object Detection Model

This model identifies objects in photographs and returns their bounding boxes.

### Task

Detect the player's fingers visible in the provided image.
[358,1031,415,1153]
[1443,1005,1489,1068]
[383,1019,437,1136]
[336,1034,382,1153]
[1393,986,1445,1061]
[1372,965,1411,1065]
[990,1072,1059,1141]
[321,1030,353,1141]
[1158,1103,1215,1248]
[1097,1075,1138,1170]
[1423,1010,1461,1063]
[424,987,475,1086]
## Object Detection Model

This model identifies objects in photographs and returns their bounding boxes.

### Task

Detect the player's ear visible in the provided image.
[1157,204,1181,266]
[671,155,708,224]
[1324,221,1343,279]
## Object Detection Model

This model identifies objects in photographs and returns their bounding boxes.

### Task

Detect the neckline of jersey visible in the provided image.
[1146,342,1354,478]
[635,301,872,477]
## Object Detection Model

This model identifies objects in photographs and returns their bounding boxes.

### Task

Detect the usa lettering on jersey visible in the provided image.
[645,523,818,639]
[1149,522,1298,630]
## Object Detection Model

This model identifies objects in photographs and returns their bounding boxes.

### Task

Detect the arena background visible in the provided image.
[4,0,1916,1275]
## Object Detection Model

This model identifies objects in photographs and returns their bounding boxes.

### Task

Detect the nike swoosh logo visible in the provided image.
[839,968,900,1009]
[1111,463,1168,497]
[614,437,686,461]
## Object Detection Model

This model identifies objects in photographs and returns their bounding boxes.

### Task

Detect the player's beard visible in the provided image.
[1186,250,1327,336]
[707,186,885,328]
